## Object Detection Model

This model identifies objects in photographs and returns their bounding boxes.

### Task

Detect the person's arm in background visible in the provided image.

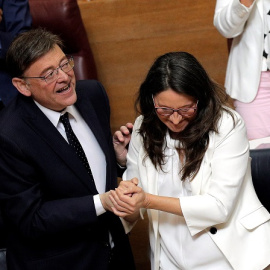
[213,0,256,38]
[0,0,32,59]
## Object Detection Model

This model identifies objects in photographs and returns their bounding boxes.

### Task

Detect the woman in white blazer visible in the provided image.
[214,0,270,140]
[111,52,270,270]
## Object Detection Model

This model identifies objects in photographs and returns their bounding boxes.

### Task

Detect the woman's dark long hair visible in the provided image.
[135,52,234,181]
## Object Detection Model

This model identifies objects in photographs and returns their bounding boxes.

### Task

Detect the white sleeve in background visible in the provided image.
[213,0,256,38]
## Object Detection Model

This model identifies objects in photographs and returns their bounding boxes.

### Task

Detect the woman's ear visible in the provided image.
[12,78,32,97]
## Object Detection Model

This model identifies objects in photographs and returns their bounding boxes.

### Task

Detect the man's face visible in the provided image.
[19,45,77,111]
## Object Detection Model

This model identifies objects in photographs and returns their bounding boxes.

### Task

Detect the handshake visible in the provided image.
[100,178,149,221]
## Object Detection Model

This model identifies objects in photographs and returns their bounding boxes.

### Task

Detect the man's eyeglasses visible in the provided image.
[153,96,198,117]
[20,56,74,84]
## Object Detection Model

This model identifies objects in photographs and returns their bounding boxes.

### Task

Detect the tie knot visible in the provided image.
[60,112,69,123]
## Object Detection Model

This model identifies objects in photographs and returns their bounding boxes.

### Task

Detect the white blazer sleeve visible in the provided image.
[214,0,256,38]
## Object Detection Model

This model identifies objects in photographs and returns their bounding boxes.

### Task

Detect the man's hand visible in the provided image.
[99,191,114,212]
[113,122,133,167]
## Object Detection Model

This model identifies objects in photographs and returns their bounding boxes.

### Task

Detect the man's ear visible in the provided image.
[12,78,32,97]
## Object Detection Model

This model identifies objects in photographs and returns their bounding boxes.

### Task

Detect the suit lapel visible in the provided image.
[75,96,109,157]
[75,93,113,191]
[21,97,98,194]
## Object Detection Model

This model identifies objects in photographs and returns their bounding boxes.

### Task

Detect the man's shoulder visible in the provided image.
[0,94,32,130]
[76,80,102,94]
[76,80,108,104]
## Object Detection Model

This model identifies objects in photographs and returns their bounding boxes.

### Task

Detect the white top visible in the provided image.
[158,134,232,270]
[122,110,270,270]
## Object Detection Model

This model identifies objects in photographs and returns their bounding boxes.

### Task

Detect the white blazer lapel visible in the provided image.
[139,156,159,238]
[190,132,216,195]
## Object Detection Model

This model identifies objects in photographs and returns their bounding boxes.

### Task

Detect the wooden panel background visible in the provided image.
[77,1,228,269]
[78,0,229,132]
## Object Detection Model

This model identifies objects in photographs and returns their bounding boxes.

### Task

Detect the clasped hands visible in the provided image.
[101,178,148,218]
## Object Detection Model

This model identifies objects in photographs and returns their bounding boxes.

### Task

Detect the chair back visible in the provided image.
[250,148,270,212]
[227,38,233,53]
[28,0,97,80]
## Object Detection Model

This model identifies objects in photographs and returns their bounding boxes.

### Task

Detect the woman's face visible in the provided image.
[153,89,198,134]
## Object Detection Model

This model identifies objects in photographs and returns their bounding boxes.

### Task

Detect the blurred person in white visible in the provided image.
[214,0,270,140]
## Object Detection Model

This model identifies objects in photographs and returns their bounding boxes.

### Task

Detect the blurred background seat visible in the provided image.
[250,148,270,212]
[227,38,233,53]
[29,0,97,81]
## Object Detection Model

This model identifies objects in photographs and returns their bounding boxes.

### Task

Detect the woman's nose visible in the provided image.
[169,112,182,124]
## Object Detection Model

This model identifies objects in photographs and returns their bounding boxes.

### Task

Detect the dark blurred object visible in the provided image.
[0,73,6,270]
[0,248,6,270]
[227,38,233,53]
[29,0,97,81]
[0,210,6,249]
[0,75,6,256]
[0,99,4,111]
[0,208,7,270]
[250,148,270,212]
[0,0,32,105]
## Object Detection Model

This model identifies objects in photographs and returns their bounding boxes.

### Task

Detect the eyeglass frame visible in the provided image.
[152,95,199,117]
[19,56,74,84]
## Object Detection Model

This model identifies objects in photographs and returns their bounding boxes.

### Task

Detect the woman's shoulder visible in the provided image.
[219,106,244,128]
[214,106,248,145]
[130,115,144,145]
[134,115,143,128]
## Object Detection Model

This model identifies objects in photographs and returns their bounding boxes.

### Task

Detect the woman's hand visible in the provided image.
[113,122,133,167]
[240,0,254,8]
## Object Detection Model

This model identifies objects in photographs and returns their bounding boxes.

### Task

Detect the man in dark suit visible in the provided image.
[0,0,32,106]
[0,1,31,252]
[0,28,135,270]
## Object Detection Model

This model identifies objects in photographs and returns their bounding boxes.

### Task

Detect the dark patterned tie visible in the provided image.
[60,112,94,180]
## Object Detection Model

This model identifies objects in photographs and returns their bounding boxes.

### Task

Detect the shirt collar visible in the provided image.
[34,101,77,127]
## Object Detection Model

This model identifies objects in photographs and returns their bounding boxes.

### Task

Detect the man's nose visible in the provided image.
[57,68,69,81]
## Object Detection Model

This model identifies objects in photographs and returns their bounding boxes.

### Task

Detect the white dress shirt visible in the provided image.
[35,102,106,216]
[158,134,232,270]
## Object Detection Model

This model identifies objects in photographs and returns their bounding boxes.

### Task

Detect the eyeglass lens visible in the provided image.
[155,107,196,116]
[45,57,74,83]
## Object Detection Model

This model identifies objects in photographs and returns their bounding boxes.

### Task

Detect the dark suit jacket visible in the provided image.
[0,80,135,270]
[0,0,32,105]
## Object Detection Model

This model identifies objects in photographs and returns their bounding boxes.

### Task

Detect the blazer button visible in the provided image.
[210,227,217,234]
